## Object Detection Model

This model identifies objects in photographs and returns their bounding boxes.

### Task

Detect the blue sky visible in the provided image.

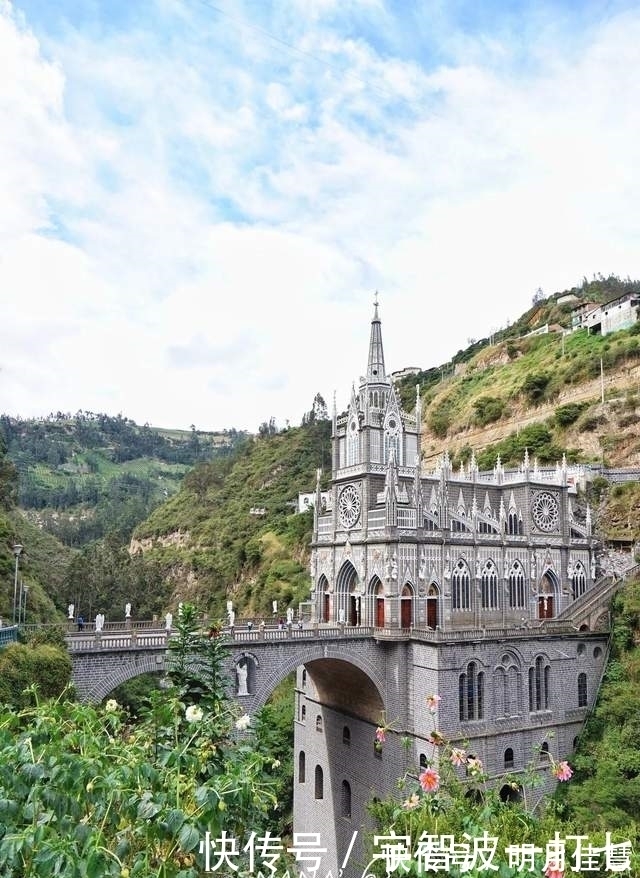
[1,0,640,432]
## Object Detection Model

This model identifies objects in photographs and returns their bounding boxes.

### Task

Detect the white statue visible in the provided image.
[165,612,173,630]
[418,552,426,580]
[391,555,398,581]
[338,608,345,624]
[237,660,248,696]
[95,613,104,633]
[286,607,294,624]
[228,610,235,627]
[125,602,131,619]
[68,604,74,620]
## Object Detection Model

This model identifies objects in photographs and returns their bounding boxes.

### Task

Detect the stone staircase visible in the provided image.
[551,564,640,631]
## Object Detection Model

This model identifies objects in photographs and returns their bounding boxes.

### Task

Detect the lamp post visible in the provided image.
[12,544,23,625]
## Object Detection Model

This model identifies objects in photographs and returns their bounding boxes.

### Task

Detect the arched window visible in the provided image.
[481,561,499,610]
[508,562,526,609]
[342,726,351,746]
[452,561,471,610]
[316,715,323,732]
[298,751,306,783]
[504,747,514,770]
[314,765,323,799]
[459,661,484,720]
[341,780,352,818]
[572,563,587,600]
[419,753,427,768]
[302,669,307,688]
[540,741,549,760]
[301,705,306,721]
[507,509,523,536]
[578,672,588,707]
[347,420,359,466]
[529,656,550,712]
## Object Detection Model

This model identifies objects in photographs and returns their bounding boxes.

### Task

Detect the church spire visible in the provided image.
[366,292,386,382]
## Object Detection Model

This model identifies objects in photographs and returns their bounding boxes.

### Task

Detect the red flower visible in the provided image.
[418,767,440,792]
[552,760,573,782]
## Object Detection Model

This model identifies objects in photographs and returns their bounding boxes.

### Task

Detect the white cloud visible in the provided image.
[1,0,640,432]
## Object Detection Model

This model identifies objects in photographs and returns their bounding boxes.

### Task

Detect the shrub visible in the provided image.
[521,372,551,405]
[473,396,507,427]
[554,403,586,428]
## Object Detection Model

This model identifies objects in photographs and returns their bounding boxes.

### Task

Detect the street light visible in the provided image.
[12,544,23,625]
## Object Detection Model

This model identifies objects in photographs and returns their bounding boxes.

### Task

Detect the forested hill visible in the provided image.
[0,412,246,547]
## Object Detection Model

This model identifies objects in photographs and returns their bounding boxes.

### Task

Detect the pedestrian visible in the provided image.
[77,615,84,631]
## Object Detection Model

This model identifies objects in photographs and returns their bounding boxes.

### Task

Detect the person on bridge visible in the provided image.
[77,616,84,631]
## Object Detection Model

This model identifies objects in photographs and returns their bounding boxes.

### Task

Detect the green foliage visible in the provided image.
[1,413,246,547]
[0,642,72,707]
[0,619,276,877]
[521,371,551,405]
[253,674,295,837]
[476,424,569,469]
[428,406,452,438]
[472,396,507,427]
[557,576,640,833]
[554,402,587,428]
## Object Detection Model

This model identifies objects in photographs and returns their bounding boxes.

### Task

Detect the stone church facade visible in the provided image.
[294,302,608,877]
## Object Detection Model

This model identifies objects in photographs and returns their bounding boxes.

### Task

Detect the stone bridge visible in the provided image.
[66,624,391,711]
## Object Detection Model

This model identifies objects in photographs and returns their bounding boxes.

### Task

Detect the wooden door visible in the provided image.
[401,597,412,629]
[427,598,437,629]
[538,595,554,619]
[376,597,385,627]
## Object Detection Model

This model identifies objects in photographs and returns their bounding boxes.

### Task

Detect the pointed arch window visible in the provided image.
[347,419,359,466]
[528,656,550,712]
[507,509,524,536]
[314,765,323,799]
[572,563,587,600]
[509,562,526,609]
[459,661,484,721]
[578,672,587,707]
[481,561,499,610]
[452,560,471,610]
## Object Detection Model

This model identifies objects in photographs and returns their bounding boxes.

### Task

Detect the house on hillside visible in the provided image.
[575,292,640,336]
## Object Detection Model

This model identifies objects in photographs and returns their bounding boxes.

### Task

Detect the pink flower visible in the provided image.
[466,756,483,775]
[427,730,445,746]
[418,767,440,792]
[426,694,441,713]
[552,760,573,782]
[545,861,564,878]
[450,747,466,767]
[403,793,420,810]
[375,727,386,744]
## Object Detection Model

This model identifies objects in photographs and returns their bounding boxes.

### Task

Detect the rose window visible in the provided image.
[531,491,559,532]
[338,484,361,529]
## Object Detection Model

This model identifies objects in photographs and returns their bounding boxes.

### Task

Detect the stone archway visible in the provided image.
[401,584,414,629]
[537,569,559,619]
[426,583,439,629]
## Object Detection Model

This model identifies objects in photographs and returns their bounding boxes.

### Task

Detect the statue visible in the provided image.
[237,660,249,696]
[68,604,74,620]
[391,555,398,581]
[418,552,426,580]
[165,611,173,630]
[125,602,131,619]
[95,613,104,633]
[286,607,294,625]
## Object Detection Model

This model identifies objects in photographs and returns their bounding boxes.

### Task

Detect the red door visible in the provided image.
[538,596,554,619]
[376,597,385,627]
[401,598,412,629]
[427,598,437,629]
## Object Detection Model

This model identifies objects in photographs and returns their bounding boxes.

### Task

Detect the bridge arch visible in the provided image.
[251,643,385,720]
[83,653,167,703]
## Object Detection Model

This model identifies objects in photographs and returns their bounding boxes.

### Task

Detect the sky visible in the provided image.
[1,0,640,433]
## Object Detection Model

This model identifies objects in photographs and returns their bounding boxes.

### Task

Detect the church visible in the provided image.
[295,301,609,876]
